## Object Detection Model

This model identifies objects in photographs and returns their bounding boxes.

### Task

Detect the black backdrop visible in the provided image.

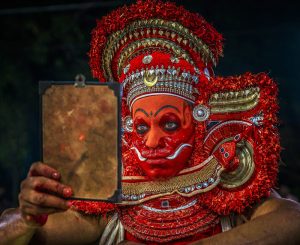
[0,0,299,212]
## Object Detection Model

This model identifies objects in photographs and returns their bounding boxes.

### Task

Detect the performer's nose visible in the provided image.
[145,127,163,148]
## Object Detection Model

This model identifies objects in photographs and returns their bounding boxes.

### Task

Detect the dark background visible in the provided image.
[0,0,299,213]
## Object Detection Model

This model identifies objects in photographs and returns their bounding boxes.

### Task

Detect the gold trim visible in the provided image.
[120,166,222,205]
[102,19,216,80]
[220,141,255,189]
[117,38,194,76]
[122,157,220,195]
[143,71,158,87]
[122,155,214,181]
[179,155,215,174]
[209,87,260,114]
[122,176,147,181]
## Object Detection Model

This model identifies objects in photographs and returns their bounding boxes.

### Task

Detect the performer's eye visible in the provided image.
[163,121,179,132]
[160,113,180,132]
[136,124,149,135]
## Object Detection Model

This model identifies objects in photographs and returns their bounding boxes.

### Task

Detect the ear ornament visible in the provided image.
[193,104,210,122]
[123,116,133,132]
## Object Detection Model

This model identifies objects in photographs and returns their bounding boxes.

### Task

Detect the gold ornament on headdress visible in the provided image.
[102,19,217,82]
[143,70,158,87]
[209,87,260,114]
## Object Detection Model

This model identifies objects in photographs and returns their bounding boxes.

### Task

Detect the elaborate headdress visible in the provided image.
[72,0,280,218]
[89,0,223,108]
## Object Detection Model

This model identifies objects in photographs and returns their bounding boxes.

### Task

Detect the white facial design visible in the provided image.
[131,143,192,162]
[166,143,192,160]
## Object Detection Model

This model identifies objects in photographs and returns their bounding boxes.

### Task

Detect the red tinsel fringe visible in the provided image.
[69,200,115,215]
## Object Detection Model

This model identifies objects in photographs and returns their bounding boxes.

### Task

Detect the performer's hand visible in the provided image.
[18,161,73,226]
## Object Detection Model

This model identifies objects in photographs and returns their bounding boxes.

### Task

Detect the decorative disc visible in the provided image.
[123,116,133,132]
[220,141,255,189]
[193,104,210,122]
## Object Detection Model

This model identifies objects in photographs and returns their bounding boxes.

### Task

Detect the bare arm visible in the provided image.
[192,196,300,245]
[0,208,36,245]
[30,209,107,245]
[0,162,108,245]
[0,207,107,245]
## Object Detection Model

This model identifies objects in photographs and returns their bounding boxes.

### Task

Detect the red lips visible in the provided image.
[141,148,173,159]
[135,136,176,159]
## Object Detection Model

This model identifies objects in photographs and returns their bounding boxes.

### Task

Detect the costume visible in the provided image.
[70,1,280,244]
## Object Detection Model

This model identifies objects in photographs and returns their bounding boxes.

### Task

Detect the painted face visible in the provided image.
[131,95,194,180]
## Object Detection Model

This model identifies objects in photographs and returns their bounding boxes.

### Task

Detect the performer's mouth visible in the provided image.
[131,143,192,162]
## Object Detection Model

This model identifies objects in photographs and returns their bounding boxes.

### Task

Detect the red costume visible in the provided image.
[70,1,280,244]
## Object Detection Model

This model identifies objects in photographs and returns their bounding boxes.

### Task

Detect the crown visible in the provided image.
[89,0,223,79]
[89,0,223,106]
[120,51,212,108]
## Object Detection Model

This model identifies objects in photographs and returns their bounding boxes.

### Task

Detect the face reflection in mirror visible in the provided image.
[131,95,195,180]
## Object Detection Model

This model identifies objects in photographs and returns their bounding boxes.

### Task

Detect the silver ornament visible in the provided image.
[194,67,201,74]
[123,64,130,74]
[123,116,133,132]
[202,182,208,188]
[170,56,179,63]
[193,104,210,122]
[208,178,215,184]
[204,67,210,80]
[142,54,153,64]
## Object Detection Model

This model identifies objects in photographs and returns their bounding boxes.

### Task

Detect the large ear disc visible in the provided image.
[198,72,280,216]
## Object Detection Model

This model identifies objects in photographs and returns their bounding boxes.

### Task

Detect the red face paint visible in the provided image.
[131,95,194,180]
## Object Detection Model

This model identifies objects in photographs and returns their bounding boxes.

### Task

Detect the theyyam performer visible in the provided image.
[1,1,300,244]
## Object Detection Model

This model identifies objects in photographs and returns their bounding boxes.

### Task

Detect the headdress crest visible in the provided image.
[89,0,223,107]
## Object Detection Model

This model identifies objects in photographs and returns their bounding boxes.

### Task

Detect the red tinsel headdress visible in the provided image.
[89,0,223,82]
[89,0,224,111]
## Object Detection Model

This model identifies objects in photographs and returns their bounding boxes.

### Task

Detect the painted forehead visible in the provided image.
[133,105,181,118]
[132,95,186,117]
